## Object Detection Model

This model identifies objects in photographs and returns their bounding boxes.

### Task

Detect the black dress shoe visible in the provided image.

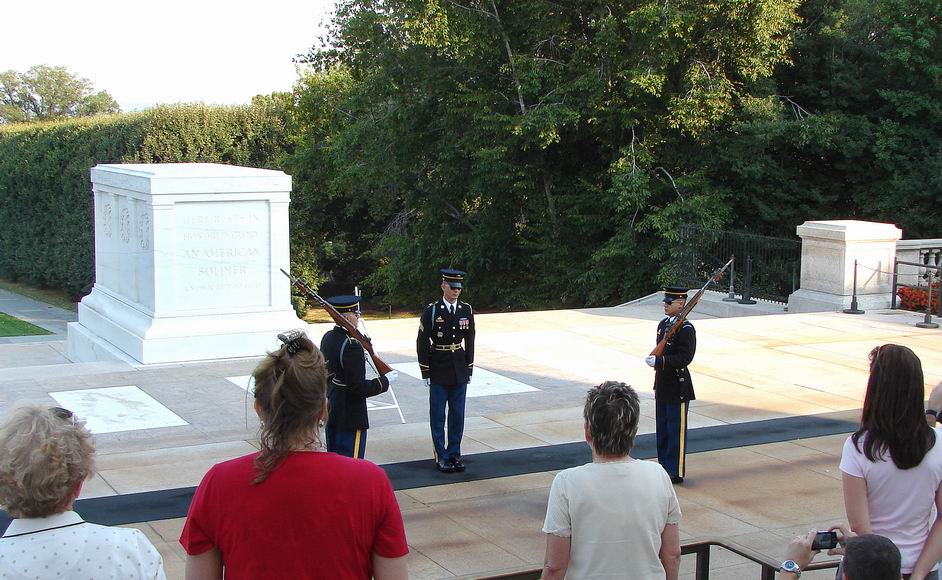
[450,457,466,472]
[670,476,684,484]
[435,460,456,473]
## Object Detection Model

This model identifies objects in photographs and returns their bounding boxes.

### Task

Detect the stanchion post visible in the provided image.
[723,255,738,302]
[937,267,942,319]
[843,259,865,314]
[738,256,757,305]
[891,257,899,310]
[916,267,939,329]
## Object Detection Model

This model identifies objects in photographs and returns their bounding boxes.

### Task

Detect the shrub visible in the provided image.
[899,283,940,313]
[0,102,290,299]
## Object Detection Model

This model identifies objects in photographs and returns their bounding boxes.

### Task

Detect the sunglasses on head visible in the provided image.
[49,407,74,420]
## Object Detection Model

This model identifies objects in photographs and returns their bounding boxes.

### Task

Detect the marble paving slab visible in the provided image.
[50,386,188,434]
[226,373,405,414]
[392,363,540,398]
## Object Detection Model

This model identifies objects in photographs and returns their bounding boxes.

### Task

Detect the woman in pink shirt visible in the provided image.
[840,344,942,580]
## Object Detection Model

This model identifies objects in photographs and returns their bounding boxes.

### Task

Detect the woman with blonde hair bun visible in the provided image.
[180,330,409,580]
[0,404,166,579]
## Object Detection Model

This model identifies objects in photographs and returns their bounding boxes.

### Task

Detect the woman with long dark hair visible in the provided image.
[841,344,942,580]
[180,331,409,579]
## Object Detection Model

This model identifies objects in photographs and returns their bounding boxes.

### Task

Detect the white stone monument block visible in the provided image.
[67,163,306,364]
[788,219,902,313]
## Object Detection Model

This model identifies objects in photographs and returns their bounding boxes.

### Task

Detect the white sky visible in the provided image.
[1,0,338,111]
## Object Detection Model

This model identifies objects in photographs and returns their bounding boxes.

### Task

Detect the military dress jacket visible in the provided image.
[416,299,475,386]
[653,317,697,403]
[320,326,389,431]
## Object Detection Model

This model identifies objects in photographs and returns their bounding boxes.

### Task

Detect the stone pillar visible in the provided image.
[67,163,306,364]
[787,220,902,313]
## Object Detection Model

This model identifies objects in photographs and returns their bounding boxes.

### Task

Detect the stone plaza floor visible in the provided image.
[1,287,940,579]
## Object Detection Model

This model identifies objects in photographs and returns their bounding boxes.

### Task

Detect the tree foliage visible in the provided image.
[294,0,800,308]
[0,65,120,124]
[701,0,941,238]
[3,0,936,309]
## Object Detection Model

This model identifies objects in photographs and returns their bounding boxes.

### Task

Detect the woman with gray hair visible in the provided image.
[542,381,682,579]
[0,404,166,579]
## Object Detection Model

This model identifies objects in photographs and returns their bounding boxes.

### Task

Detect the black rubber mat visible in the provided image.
[0,409,859,530]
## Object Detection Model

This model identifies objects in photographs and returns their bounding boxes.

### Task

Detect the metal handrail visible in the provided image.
[470,536,840,580]
[892,258,942,322]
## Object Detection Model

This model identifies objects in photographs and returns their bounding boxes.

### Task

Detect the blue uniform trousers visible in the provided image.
[429,381,467,462]
[326,425,367,459]
[655,400,689,479]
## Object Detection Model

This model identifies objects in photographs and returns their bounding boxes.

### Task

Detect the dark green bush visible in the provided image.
[0,101,290,299]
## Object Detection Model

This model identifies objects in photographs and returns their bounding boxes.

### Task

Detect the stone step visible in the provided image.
[0,357,134,383]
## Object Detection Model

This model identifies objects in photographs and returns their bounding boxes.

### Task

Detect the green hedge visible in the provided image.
[0,101,290,299]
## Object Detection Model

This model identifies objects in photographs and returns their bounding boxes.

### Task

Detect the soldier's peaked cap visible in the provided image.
[440,268,466,288]
[326,295,360,313]
[663,286,689,302]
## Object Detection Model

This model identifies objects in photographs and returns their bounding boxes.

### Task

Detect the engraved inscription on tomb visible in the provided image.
[174,201,271,309]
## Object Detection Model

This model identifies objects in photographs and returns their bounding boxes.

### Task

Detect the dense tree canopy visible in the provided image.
[293,0,803,307]
[0,65,120,124]
[6,2,934,311]
[703,0,941,239]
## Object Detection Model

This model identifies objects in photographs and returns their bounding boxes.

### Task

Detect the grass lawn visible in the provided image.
[302,305,420,324]
[0,312,53,337]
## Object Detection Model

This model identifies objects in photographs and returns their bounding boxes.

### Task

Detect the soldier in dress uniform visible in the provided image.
[416,268,476,473]
[319,295,395,459]
[645,286,697,484]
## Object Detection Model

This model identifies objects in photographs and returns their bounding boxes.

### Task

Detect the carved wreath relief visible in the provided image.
[139,212,151,250]
[120,208,131,244]
[102,202,113,238]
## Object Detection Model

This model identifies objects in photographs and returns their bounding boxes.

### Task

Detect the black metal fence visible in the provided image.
[675,225,801,303]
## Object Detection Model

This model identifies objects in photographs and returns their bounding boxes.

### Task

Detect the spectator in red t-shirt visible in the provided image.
[180,330,409,580]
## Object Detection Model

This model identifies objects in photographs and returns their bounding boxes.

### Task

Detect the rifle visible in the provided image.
[280,269,394,375]
[650,258,734,357]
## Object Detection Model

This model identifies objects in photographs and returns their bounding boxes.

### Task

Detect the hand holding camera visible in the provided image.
[823,524,855,556]
[811,530,838,551]
[782,524,855,573]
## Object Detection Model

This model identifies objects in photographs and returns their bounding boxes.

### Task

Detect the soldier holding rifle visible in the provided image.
[319,294,398,459]
[643,260,731,483]
[646,286,697,484]
[280,271,399,459]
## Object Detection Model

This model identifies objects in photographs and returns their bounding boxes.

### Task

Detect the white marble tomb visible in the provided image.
[67,163,307,364]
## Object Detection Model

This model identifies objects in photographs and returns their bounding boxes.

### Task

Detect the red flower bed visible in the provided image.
[899,283,940,312]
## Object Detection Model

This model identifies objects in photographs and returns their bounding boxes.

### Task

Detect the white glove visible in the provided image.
[424,378,430,387]
[645,355,656,368]
[383,370,398,383]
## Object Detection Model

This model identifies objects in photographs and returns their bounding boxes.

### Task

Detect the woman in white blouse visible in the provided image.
[542,381,682,579]
[841,344,942,580]
[0,404,166,580]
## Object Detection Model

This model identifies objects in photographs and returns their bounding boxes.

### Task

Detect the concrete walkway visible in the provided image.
[0,287,939,578]
[0,287,75,343]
